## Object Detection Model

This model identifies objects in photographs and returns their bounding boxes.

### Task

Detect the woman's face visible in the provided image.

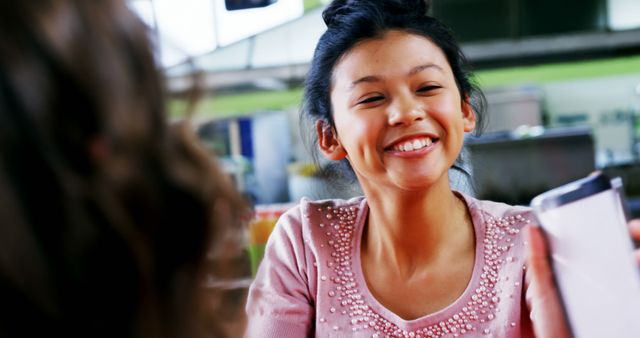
[322,30,475,193]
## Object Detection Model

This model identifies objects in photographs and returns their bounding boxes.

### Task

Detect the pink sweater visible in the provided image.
[246,193,535,337]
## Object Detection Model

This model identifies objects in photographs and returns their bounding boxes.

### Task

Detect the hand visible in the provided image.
[524,225,572,338]
[629,219,640,263]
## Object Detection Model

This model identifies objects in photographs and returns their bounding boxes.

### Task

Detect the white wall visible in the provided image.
[542,74,640,166]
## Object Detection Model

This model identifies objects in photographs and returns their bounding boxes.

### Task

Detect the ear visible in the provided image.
[316,120,347,160]
[461,99,477,133]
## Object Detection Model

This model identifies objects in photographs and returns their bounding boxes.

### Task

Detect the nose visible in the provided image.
[387,92,425,126]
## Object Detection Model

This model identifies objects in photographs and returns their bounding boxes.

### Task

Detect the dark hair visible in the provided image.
[0,1,245,338]
[302,0,486,183]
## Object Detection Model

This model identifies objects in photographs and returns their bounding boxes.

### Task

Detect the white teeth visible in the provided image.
[392,138,433,152]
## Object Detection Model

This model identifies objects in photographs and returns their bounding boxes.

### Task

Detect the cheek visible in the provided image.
[429,96,464,125]
[334,113,372,146]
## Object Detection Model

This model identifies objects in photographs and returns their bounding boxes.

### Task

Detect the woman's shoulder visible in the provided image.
[257,196,367,291]
[474,197,533,218]
[271,196,367,241]
[297,196,366,213]
[280,196,366,226]
[459,192,534,229]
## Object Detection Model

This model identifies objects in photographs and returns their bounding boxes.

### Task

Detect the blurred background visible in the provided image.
[125,1,640,333]
[129,0,640,209]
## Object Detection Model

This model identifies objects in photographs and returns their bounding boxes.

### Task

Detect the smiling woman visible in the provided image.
[244,1,640,337]
[243,1,540,337]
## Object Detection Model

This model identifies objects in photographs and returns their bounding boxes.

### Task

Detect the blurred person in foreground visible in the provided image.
[0,1,246,337]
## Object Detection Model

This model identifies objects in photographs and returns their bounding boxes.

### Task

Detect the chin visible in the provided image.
[394,176,439,191]
[392,169,449,191]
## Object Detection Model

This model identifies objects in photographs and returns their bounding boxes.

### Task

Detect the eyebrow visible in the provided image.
[409,63,444,75]
[349,63,444,89]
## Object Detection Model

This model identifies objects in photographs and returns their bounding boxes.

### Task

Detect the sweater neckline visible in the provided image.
[351,193,486,329]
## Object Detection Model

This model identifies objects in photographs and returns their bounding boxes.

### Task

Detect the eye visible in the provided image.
[416,85,441,93]
[357,95,385,105]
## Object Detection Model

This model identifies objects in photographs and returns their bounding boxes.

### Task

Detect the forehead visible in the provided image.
[332,30,452,81]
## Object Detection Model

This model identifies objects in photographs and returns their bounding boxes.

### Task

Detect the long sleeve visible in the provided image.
[245,206,315,338]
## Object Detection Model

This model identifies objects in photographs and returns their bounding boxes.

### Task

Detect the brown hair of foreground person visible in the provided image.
[0,1,246,337]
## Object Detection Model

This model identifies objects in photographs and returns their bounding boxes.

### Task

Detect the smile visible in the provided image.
[391,137,435,152]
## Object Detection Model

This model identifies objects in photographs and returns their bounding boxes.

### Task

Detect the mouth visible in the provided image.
[386,136,439,153]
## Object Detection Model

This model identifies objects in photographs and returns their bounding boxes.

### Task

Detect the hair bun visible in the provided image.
[322,0,431,28]
[393,0,431,15]
[322,0,349,28]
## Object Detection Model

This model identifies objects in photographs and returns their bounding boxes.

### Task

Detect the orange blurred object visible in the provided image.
[247,204,294,245]
[246,203,294,276]
[248,214,277,245]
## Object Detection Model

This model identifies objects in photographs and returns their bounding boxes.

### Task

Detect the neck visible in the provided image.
[361,176,474,277]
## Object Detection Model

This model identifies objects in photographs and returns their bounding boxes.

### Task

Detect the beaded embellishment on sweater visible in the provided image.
[312,203,529,338]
